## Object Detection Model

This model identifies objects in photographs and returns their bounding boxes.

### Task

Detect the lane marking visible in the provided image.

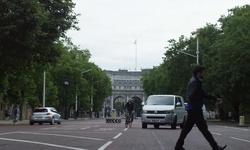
[18,131,103,141]
[0,132,19,136]
[124,128,128,131]
[224,126,248,131]
[0,137,87,150]
[230,137,250,143]
[152,131,165,150]
[98,141,113,150]
[41,127,57,130]
[113,133,122,139]
[81,127,90,130]
[211,132,221,136]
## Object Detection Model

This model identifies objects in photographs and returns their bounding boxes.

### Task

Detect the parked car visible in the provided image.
[141,95,186,129]
[29,107,61,125]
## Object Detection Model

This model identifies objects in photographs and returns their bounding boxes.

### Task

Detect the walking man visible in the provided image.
[175,66,226,150]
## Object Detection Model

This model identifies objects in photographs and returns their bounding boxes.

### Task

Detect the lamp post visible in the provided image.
[196,28,199,65]
[89,80,101,118]
[64,80,69,120]
[76,69,92,112]
[168,29,200,65]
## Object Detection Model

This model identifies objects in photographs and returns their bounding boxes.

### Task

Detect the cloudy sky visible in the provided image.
[66,0,248,71]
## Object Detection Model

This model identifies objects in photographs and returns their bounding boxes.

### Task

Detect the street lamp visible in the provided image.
[167,29,200,65]
[196,28,199,65]
[75,69,92,119]
[64,80,69,120]
[90,80,101,118]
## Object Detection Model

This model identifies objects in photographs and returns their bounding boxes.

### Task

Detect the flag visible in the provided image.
[134,39,137,45]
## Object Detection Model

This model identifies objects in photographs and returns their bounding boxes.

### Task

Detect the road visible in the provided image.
[0,118,249,150]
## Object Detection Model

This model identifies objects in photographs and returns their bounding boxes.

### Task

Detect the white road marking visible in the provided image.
[230,137,250,143]
[152,131,165,150]
[95,128,114,131]
[81,127,90,130]
[224,126,249,131]
[211,132,221,136]
[113,133,122,139]
[98,141,113,150]
[18,131,103,141]
[124,128,128,131]
[0,137,87,150]
[0,132,19,135]
[41,127,57,130]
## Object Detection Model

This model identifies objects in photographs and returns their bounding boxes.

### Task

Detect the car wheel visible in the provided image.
[142,123,147,129]
[39,123,43,125]
[50,117,55,125]
[171,116,177,129]
[154,124,159,129]
[29,121,34,125]
[57,118,61,124]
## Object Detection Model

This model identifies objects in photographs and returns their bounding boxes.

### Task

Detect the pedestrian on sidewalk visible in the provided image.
[13,106,20,124]
[175,65,226,150]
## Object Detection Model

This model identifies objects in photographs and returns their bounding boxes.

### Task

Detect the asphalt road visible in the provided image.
[0,118,249,150]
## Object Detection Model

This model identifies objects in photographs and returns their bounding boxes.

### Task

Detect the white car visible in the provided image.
[29,107,61,125]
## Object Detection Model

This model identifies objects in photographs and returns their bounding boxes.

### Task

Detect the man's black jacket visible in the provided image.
[186,75,217,108]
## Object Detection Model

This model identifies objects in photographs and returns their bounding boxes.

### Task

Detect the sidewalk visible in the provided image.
[0,117,92,125]
[0,119,29,125]
[207,119,249,127]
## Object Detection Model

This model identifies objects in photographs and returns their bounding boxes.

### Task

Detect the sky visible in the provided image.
[66,0,248,71]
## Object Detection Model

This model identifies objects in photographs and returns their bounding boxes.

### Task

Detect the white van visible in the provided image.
[141,95,186,129]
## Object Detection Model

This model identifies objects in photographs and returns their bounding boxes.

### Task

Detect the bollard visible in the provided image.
[239,116,245,126]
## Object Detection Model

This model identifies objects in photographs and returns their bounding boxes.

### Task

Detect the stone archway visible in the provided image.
[132,96,142,117]
[113,96,126,117]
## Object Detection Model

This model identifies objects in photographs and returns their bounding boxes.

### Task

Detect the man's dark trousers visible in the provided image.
[176,108,218,149]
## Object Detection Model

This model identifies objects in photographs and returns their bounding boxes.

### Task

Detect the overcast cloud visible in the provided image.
[66,0,248,71]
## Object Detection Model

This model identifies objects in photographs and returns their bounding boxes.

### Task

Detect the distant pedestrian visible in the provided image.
[13,106,20,124]
[175,66,226,150]
[5,109,8,121]
[228,111,232,122]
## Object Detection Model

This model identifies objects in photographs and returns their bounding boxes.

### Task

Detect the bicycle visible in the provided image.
[125,111,133,128]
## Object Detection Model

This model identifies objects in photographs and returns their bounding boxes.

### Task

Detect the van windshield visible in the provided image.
[146,96,174,105]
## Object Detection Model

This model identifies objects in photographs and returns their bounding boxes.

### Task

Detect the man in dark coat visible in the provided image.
[175,66,226,150]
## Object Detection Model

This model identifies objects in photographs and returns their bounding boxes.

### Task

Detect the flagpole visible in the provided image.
[134,38,137,71]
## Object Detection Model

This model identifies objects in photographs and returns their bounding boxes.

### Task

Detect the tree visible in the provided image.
[212,5,250,119]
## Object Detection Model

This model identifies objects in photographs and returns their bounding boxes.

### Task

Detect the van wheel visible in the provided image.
[154,124,159,129]
[171,116,177,129]
[142,123,147,129]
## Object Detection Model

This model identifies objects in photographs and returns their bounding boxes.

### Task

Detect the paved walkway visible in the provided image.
[0,119,29,125]
[0,117,93,125]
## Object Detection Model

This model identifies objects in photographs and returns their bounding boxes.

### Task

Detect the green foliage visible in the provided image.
[142,5,250,119]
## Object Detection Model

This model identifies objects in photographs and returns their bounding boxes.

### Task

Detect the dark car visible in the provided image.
[29,107,61,125]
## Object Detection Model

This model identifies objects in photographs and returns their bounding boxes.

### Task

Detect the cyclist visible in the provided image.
[124,99,134,123]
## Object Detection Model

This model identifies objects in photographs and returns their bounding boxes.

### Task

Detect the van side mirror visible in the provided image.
[141,102,145,106]
[176,102,181,107]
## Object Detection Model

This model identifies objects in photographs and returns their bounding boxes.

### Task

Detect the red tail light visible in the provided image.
[46,112,52,115]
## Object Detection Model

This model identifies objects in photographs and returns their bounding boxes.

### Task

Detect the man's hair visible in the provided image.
[193,65,205,75]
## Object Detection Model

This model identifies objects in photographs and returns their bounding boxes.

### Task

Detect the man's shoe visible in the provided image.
[174,146,185,150]
[213,145,227,150]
